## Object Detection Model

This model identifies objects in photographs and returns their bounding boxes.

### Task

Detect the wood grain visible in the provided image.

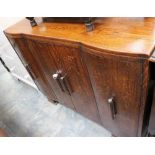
[25,39,101,124]
[4,17,154,136]
[4,18,155,57]
[82,48,143,136]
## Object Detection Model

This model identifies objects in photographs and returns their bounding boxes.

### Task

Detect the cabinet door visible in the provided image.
[83,50,142,136]
[9,38,57,102]
[26,39,101,124]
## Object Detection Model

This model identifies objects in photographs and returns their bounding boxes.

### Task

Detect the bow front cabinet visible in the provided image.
[5,18,155,136]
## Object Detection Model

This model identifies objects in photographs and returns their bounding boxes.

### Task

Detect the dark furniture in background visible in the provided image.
[26,17,95,31]
[4,17,155,136]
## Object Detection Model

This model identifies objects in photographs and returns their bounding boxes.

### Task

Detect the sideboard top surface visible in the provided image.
[5,17,155,57]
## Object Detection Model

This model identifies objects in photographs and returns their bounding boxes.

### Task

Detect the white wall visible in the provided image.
[0,17,23,30]
[0,17,23,47]
[0,17,37,89]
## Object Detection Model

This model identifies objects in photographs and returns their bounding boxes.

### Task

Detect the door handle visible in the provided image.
[60,75,72,95]
[108,97,117,120]
[52,73,65,92]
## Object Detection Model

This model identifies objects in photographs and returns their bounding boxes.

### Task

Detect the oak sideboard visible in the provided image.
[4,17,155,137]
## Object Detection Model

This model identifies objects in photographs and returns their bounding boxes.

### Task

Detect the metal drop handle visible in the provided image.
[108,97,117,120]
[52,73,59,80]
[52,73,65,92]
[60,75,72,95]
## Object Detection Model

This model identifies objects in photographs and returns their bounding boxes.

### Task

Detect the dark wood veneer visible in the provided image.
[5,17,155,136]
[82,50,143,136]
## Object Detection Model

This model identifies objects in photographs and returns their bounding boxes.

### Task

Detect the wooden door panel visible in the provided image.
[83,51,142,136]
[9,38,57,101]
[26,39,75,110]
[57,46,101,124]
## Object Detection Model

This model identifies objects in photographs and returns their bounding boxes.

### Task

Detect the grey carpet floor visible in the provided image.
[0,63,111,137]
